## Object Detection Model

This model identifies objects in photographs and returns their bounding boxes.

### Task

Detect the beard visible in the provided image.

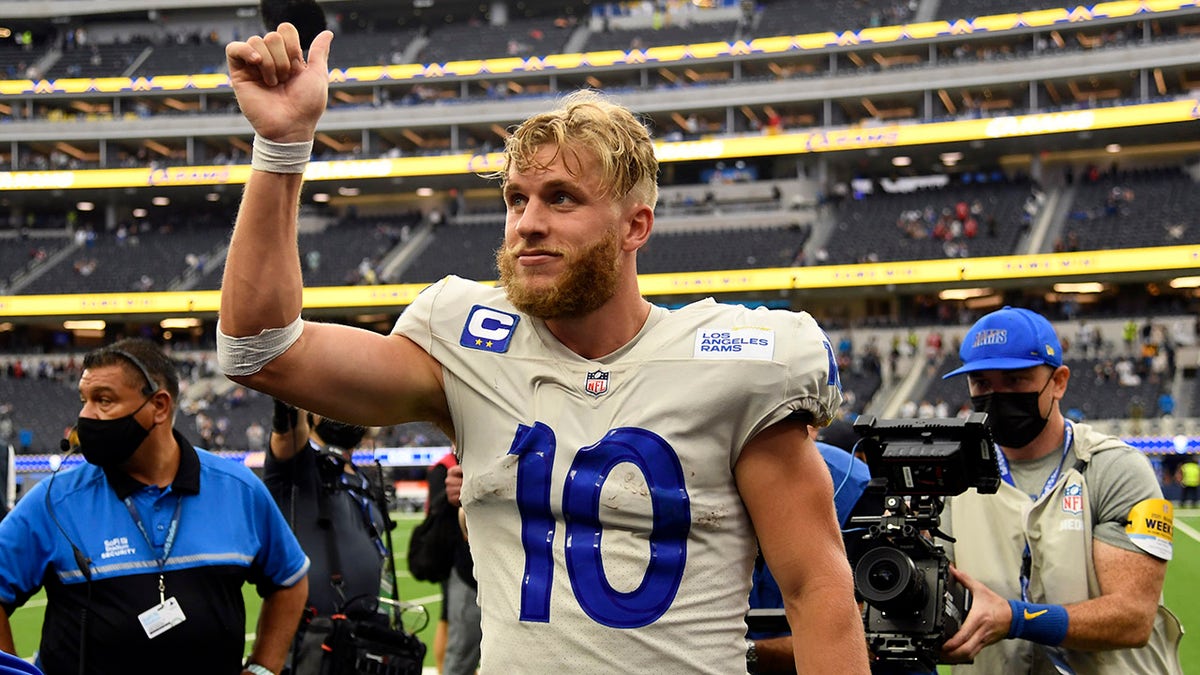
[495,227,622,320]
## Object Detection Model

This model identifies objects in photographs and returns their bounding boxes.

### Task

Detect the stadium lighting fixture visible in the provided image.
[416,187,434,197]
[152,196,170,206]
[1052,282,1105,293]
[75,201,95,211]
[891,156,912,167]
[312,193,331,203]
[939,152,963,165]
[63,320,106,331]
[1169,276,1200,289]
[337,186,360,196]
[205,192,221,202]
[132,208,148,218]
[938,288,993,300]
[1105,144,1121,153]
[160,318,202,329]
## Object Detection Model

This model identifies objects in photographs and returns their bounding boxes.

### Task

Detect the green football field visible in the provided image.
[9,512,1200,672]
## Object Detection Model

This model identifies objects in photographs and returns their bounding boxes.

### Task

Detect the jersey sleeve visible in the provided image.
[778,310,844,428]
[390,276,452,350]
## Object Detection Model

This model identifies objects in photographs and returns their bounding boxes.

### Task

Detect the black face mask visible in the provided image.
[77,397,153,468]
[971,377,1053,449]
[314,418,367,450]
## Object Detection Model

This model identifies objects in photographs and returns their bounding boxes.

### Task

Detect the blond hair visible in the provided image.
[496,90,659,209]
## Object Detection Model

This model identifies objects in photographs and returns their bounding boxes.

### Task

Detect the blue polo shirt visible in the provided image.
[0,430,309,675]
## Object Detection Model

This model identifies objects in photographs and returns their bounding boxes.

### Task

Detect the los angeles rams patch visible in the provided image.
[1125,498,1173,561]
[460,305,519,353]
[693,327,775,360]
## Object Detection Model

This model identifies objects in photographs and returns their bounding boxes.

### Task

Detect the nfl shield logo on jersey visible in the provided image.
[585,370,609,397]
[1061,482,1084,515]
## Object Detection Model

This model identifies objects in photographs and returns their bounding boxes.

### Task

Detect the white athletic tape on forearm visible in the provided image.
[250,134,313,174]
[216,315,304,376]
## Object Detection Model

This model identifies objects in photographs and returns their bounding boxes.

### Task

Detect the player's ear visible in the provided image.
[623,202,653,252]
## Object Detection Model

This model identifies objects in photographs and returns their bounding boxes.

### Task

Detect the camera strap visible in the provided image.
[1002,421,1077,675]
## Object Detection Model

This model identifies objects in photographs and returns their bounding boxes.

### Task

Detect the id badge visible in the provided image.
[138,596,187,639]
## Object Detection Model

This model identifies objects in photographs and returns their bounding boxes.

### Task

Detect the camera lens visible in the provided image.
[867,559,901,592]
[854,546,927,613]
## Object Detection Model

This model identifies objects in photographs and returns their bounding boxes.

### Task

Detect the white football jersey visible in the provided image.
[393,276,841,674]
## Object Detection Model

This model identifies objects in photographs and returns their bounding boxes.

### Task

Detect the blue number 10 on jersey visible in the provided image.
[507,422,692,629]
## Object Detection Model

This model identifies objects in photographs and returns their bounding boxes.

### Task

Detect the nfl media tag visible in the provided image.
[1125,498,1174,561]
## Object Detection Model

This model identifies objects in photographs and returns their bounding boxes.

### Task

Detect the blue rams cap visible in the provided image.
[943,306,1063,379]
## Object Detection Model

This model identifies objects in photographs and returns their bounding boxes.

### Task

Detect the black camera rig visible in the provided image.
[848,413,999,671]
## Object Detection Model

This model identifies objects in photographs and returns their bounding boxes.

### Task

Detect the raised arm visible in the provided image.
[736,420,870,674]
[222,22,330,335]
[220,24,449,429]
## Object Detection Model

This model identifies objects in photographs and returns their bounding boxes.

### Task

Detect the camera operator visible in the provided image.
[939,307,1182,674]
[263,399,390,673]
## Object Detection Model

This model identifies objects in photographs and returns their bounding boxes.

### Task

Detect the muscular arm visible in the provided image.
[246,577,309,675]
[220,24,450,430]
[0,607,14,654]
[943,541,1166,660]
[1062,540,1165,650]
[736,420,869,674]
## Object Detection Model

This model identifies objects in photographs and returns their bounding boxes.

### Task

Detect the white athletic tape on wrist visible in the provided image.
[251,134,313,174]
[216,315,304,376]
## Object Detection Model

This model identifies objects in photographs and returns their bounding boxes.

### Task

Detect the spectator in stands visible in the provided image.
[220,24,867,674]
[1157,389,1175,418]
[0,338,309,675]
[939,306,1182,673]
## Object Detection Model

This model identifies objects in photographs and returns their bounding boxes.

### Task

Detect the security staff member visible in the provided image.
[0,338,309,675]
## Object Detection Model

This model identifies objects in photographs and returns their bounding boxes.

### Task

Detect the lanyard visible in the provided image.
[996,420,1074,501]
[997,421,1077,675]
[340,471,388,558]
[123,492,183,604]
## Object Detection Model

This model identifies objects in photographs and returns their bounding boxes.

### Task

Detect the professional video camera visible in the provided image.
[848,413,1000,671]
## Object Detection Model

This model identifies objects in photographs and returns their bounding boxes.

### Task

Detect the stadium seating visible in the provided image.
[0,373,78,454]
[20,225,226,295]
[131,40,227,77]
[637,223,810,274]
[1061,166,1200,251]
[47,41,152,79]
[1,1,1199,458]
[583,21,740,52]
[826,180,1034,264]
[748,0,913,39]
[934,1,1077,21]
[393,219,504,284]
[419,17,573,63]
